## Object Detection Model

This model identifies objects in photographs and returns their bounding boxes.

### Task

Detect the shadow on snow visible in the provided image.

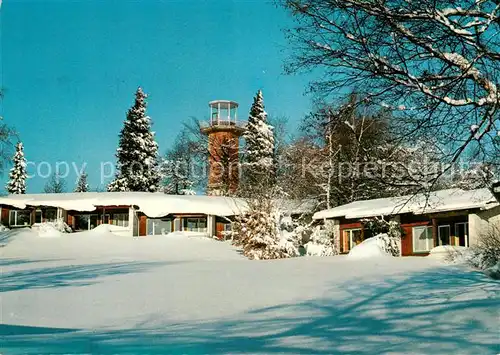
[1,265,499,354]
[1,261,179,292]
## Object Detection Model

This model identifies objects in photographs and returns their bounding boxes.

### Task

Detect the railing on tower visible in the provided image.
[199,120,247,129]
[201,100,246,130]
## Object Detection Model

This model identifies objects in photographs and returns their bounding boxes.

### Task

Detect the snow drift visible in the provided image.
[428,245,468,260]
[347,234,394,259]
[34,223,64,238]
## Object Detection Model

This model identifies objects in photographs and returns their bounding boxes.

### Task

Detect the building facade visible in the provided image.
[313,189,500,256]
[0,192,244,239]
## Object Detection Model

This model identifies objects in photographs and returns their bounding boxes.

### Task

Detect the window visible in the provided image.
[44,209,57,222]
[111,213,129,227]
[174,218,181,232]
[35,210,42,224]
[342,229,362,252]
[89,215,99,229]
[183,217,207,232]
[75,215,90,230]
[438,225,451,246]
[9,210,31,226]
[413,226,433,252]
[455,222,469,247]
[147,218,172,235]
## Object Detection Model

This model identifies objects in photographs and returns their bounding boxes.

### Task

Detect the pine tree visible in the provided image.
[74,171,89,192]
[108,87,160,192]
[243,90,276,189]
[6,141,27,194]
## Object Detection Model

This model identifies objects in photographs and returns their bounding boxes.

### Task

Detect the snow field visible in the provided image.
[1,228,499,354]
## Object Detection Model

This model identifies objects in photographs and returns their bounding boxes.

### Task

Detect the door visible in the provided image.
[438,225,451,246]
[89,215,99,229]
[455,222,469,247]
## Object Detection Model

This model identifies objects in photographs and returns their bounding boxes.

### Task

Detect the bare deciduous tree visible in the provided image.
[44,173,66,194]
[0,88,16,175]
[282,0,500,193]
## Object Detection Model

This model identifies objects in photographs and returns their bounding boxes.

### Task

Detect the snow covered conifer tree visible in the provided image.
[232,91,291,259]
[74,171,89,192]
[108,87,160,192]
[242,90,276,189]
[233,197,291,260]
[6,141,27,194]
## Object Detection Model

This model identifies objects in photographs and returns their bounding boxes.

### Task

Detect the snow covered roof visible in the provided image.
[313,188,499,220]
[0,192,248,218]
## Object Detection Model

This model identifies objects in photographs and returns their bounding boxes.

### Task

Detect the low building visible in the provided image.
[313,188,500,256]
[0,192,248,238]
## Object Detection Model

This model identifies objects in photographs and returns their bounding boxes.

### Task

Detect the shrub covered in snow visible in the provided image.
[232,198,299,260]
[0,224,10,232]
[464,225,500,271]
[53,218,73,233]
[362,217,402,256]
[439,224,500,279]
[303,223,338,256]
[33,218,72,237]
[484,262,500,280]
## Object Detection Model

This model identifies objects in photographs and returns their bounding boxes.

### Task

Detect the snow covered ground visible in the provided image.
[1,228,499,354]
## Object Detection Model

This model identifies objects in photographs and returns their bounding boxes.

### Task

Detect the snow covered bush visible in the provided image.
[232,197,299,260]
[465,224,500,271]
[54,218,73,233]
[441,224,500,279]
[33,219,71,238]
[303,222,338,256]
[34,218,72,234]
[484,262,500,280]
[0,224,10,232]
[362,217,402,256]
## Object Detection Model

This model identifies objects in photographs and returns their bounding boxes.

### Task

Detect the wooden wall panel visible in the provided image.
[216,222,225,240]
[1,207,10,225]
[139,215,147,237]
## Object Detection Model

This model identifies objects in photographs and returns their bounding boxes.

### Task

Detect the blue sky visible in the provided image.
[1,0,315,193]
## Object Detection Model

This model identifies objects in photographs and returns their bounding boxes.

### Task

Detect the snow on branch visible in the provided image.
[283,0,500,191]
